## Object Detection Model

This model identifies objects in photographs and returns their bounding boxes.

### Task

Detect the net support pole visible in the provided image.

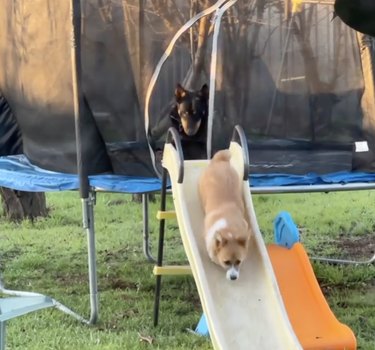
[70,0,99,324]
[206,0,238,159]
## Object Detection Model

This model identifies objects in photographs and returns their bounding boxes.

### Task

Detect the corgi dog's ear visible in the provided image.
[175,84,186,103]
[215,232,227,248]
[199,84,209,100]
[236,237,247,247]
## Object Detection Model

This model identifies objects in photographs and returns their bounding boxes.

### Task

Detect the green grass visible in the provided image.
[1,191,375,349]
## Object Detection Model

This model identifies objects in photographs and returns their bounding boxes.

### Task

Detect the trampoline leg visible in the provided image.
[142,193,156,263]
[82,192,99,324]
[153,170,168,326]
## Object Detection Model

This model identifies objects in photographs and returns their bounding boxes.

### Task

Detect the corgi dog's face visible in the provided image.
[214,229,248,281]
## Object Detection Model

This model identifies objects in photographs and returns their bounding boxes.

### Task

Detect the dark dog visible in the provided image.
[170,83,209,139]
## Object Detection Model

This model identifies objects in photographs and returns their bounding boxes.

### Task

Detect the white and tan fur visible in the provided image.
[199,150,251,280]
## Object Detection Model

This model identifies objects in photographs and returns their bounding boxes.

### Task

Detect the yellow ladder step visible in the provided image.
[156,210,177,220]
[153,265,192,276]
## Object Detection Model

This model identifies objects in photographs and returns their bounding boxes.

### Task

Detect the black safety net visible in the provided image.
[0,0,374,178]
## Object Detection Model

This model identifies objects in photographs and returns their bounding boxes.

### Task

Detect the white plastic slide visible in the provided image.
[162,141,303,350]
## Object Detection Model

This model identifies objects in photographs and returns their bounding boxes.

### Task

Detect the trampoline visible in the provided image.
[0,0,374,329]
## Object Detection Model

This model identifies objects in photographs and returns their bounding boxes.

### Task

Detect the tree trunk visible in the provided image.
[0,187,48,221]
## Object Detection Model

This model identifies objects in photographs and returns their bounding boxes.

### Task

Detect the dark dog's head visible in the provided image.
[174,84,209,137]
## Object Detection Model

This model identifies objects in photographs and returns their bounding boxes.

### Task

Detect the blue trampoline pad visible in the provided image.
[249,171,375,187]
[0,155,162,193]
[1,155,375,193]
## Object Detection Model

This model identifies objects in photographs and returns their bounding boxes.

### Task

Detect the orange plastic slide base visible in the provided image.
[267,243,357,350]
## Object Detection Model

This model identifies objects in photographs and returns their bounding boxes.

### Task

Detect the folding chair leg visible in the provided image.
[0,321,5,350]
[312,253,375,265]
[0,194,98,326]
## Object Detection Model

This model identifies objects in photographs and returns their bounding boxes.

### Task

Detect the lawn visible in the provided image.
[0,190,374,349]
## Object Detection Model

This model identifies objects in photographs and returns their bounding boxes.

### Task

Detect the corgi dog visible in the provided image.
[198,150,251,281]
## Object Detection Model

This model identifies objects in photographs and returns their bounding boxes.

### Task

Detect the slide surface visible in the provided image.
[268,243,357,350]
[162,142,302,350]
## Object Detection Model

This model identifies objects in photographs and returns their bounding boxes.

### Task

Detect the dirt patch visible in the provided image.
[337,234,375,260]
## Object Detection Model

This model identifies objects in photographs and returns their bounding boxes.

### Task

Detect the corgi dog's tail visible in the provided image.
[211,149,231,163]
